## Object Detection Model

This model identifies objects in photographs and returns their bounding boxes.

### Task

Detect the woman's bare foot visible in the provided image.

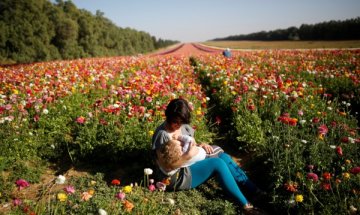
[243,203,254,210]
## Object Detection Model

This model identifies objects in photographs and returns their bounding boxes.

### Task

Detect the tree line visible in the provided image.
[212,17,360,41]
[0,0,178,64]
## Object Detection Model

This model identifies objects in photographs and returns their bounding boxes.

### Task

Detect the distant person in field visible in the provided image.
[152,98,265,212]
[223,48,232,58]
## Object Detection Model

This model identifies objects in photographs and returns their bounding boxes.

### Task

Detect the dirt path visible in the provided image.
[150,43,223,57]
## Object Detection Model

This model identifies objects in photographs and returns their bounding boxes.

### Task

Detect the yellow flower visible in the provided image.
[295,194,304,203]
[223,81,228,85]
[90,180,97,186]
[296,172,302,178]
[57,193,67,202]
[148,130,154,136]
[318,134,324,140]
[343,172,350,180]
[123,185,132,193]
[345,159,351,165]
[88,188,95,195]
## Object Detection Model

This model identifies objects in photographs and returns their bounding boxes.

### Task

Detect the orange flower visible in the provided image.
[162,178,171,185]
[284,181,298,192]
[81,191,93,201]
[123,200,134,212]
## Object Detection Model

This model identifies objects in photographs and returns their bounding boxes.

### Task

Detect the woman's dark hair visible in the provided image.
[165,98,191,124]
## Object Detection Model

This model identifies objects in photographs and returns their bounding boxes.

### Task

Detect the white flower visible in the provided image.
[167,198,175,205]
[299,120,306,125]
[288,199,295,207]
[55,175,66,184]
[144,168,153,175]
[348,137,355,144]
[301,140,308,144]
[349,205,357,213]
[42,108,49,114]
[329,145,336,149]
[98,208,108,215]
[327,107,332,111]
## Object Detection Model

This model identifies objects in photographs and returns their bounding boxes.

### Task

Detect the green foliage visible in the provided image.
[0,0,178,64]
[234,110,266,150]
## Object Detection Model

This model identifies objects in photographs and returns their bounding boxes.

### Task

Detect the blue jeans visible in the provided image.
[189,156,250,206]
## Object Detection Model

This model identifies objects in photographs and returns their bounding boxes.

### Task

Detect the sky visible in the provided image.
[59,0,360,42]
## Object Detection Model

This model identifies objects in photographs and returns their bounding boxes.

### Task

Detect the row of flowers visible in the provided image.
[9,168,180,214]
[193,50,360,213]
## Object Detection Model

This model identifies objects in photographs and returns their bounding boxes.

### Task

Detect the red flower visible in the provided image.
[335,146,343,156]
[321,182,331,191]
[215,116,221,125]
[322,172,331,181]
[76,116,86,124]
[111,179,121,186]
[350,167,360,175]
[330,121,337,127]
[247,104,255,111]
[340,137,349,143]
[312,117,320,123]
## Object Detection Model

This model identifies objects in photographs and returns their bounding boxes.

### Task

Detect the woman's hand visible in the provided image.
[199,143,214,154]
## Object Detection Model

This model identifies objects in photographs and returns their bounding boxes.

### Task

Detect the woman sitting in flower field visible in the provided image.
[152,98,263,211]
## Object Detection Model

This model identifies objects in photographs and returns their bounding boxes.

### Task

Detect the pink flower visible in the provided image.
[298,110,304,116]
[156,182,167,191]
[15,179,30,190]
[318,124,328,135]
[148,184,156,192]
[76,116,86,124]
[63,186,75,194]
[307,165,314,170]
[115,192,126,200]
[145,96,152,103]
[307,173,319,182]
[13,198,22,206]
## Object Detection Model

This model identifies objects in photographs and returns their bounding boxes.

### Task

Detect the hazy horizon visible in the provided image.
[52,0,360,42]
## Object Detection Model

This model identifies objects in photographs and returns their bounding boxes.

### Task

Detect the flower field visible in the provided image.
[0,49,359,214]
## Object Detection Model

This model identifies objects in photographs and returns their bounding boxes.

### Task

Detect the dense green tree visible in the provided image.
[0,0,178,64]
[213,17,360,41]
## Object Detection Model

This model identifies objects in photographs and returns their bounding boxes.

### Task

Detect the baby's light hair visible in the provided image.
[160,139,182,166]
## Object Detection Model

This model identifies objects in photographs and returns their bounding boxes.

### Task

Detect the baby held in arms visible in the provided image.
[161,134,224,167]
